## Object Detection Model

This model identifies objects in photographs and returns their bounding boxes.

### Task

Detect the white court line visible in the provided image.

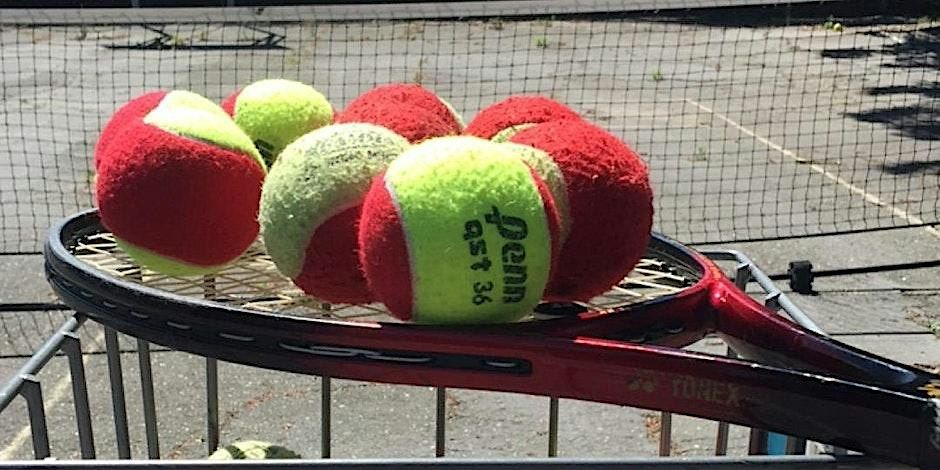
[684,98,940,239]
[0,328,106,460]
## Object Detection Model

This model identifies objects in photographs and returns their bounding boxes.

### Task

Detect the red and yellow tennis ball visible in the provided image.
[509,119,653,301]
[95,91,167,170]
[336,84,463,143]
[358,136,563,324]
[259,123,410,304]
[343,83,463,133]
[94,90,228,170]
[222,78,334,166]
[95,90,266,276]
[464,95,581,142]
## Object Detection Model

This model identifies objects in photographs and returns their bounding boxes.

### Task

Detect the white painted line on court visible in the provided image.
[0,328,106,460]
[685,98,940,239]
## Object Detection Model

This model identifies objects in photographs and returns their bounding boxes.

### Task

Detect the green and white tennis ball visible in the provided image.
[358,136,563,324]
[208,441,301,460]
[222,78,334,166]
[260,123,410,304]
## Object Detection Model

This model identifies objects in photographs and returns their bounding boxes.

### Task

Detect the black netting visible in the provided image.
[0,1,937,252]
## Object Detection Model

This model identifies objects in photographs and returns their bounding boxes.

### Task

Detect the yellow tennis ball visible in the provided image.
[222,78,334,166]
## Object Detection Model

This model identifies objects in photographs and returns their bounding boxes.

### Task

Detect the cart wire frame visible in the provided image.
[0,250,877,467]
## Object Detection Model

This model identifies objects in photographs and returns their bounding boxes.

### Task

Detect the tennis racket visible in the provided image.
[44,210,940,468]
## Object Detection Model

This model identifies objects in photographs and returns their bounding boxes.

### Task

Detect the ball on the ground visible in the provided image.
[509,119,653,301]
[95,90,266,276]
[222,78,333,166]
[358,136,562,324]
[208,441,301,460]
[260,123,410,304]
[464,95,581,141]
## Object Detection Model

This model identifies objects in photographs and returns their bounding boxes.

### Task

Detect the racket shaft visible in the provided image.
[276,333,937,467]
[712,280,923,386]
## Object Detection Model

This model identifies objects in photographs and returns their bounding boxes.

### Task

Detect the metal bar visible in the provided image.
[548,397,558,457]
[435,387,446,457]
[202,274,220,456]
[137,339,160,459]
[711,264,751,456]
[786,437,808,455]
[658,412,672,456]
[749,429,769,455]
[762,294,792,454]
[62,332,95,459]
[0,315,84,413]
[713,349,736,456]
[0,454,885,468]
[105,327,131,459]
[21,376,50,460]
[206,358,219,456]
[321,376,331,459]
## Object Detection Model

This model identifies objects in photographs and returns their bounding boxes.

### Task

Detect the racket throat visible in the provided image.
[712,283,918,387]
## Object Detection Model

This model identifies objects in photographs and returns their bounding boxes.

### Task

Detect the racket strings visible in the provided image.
[70,231,699,322]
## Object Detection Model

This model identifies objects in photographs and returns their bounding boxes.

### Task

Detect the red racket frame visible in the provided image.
[45,210,940,468]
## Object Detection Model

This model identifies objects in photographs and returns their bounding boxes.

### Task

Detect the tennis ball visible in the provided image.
[336,100,453,144]
[208,441,301,460]
[340,83,464,133]
[95,91,166,169]
[95,90,266,276]
[222,78,334,166]
[358,136,562,324]
[509,119,653,302]
[336,84,462,143]
[464,95,582,141]
[95,90,229,170]
[260,123,410,304]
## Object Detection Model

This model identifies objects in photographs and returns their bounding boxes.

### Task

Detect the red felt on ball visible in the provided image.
[464,95,581,140]
[219,91,239,115]
[341,83,462,134]
[336,98,453,144]
[94,90,168,169]
[289,205,372,304]
[95,92,266,275]
[96,121,265,268]
[357,179,415,319]
[509,119,653,302]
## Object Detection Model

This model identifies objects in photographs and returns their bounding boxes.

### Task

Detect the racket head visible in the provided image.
[46,209,717,337]
[44,210,940,468]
